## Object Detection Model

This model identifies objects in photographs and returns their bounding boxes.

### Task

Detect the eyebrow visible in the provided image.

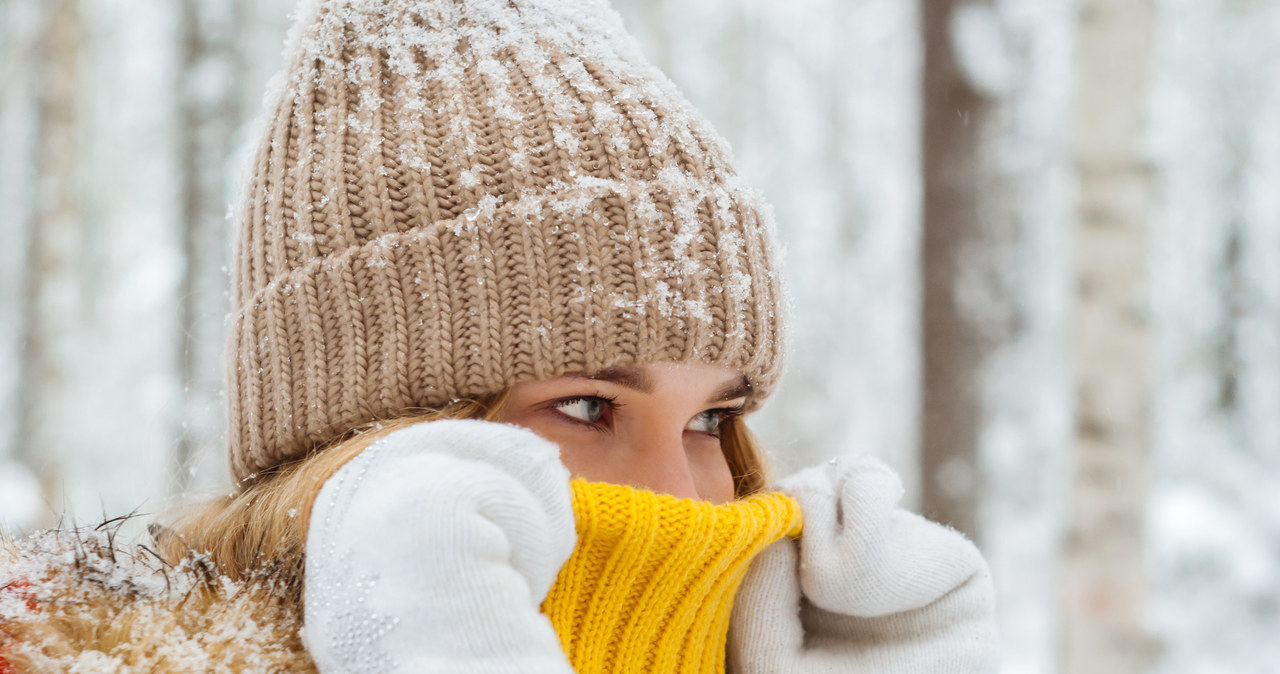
[564,366,752,404]
[710,376,752,404]
[564,365,654,393]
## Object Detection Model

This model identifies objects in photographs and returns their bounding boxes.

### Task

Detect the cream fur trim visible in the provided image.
[0,527,313,673]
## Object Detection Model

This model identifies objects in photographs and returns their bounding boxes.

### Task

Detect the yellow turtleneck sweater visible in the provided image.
[541,480,803,674]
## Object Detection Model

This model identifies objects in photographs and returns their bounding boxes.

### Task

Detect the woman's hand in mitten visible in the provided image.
[728,455,1000,674]
[303,419,576,674]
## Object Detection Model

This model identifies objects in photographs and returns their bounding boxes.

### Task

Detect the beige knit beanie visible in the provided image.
[227,0,788,482]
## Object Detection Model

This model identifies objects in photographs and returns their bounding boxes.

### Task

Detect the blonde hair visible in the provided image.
[159,390,771,591]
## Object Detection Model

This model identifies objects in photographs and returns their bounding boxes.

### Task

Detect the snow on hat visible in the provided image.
[227,0,788,482]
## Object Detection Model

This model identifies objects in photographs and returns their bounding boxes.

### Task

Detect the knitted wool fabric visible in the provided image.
[542,480,803,673]
[228,0,788,481]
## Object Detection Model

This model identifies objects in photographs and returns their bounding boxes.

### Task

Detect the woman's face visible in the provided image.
[498,362,749,504]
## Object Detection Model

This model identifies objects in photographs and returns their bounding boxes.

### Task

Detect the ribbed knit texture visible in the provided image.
[542,480,803,674]
[228,0,789,482]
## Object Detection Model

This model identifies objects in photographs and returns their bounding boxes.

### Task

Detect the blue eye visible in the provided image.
[554,397,610,423]
[686,407,745,435]
[686,410,724,433]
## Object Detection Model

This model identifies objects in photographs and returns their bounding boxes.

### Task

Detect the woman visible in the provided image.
[0,0,998,671]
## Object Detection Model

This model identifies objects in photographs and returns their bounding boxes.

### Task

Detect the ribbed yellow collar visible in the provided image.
[541,480,803,673]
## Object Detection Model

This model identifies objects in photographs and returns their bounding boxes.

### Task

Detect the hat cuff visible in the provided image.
[227,178,784,482]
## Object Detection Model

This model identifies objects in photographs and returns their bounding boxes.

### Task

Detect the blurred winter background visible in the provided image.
[1,0,1277,671]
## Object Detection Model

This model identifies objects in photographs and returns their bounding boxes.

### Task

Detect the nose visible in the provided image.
[628,429,701,501]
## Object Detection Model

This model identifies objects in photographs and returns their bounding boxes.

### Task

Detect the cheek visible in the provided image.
[502,415,616,481]
[686,439,736,503]
[554,438,617,484]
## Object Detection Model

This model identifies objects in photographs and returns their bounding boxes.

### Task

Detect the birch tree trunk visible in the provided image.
[0,0,49,529]
[1065,0,1159,670]
[943,2,1077,670]
[16,0,87,529]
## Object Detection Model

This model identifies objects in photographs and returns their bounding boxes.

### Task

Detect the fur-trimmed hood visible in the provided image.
[0,526,315,673]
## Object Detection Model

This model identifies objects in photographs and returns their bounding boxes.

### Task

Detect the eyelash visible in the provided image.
[705,407,747,436]
[550,394,620,433]
[550,395,745,438]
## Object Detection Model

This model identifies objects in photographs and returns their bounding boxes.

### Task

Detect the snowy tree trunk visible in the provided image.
[943,2,1077,671]
[1064,0,1159,671]
[1,0,188,531]
[1147,0,1280,670]
[920,0,1015,539]
[174,0,242,493]
[16,0,88,529]
[71,0,185,528]
[0,0,49,530]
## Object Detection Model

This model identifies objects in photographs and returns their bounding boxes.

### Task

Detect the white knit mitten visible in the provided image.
[303,419,577,674]
[728,455,1000,674]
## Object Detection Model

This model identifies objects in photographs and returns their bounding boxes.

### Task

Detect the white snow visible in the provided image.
[0,460,42,533]
[2,0,1278,672]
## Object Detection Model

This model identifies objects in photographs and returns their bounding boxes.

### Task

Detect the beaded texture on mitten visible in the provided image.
[303,419,577,674]
[727,455,1001,674]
